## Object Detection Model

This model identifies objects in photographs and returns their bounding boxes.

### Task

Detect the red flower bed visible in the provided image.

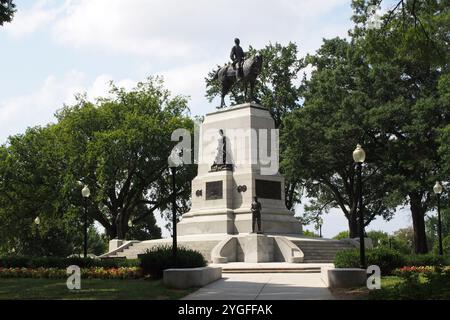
[0,267,143,279]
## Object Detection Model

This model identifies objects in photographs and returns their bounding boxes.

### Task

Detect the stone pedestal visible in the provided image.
[109,239,124,252]
[177,103,302,236]
[243,234,274,263]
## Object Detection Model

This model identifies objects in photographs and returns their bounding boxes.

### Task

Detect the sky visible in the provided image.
[0,0,415,238]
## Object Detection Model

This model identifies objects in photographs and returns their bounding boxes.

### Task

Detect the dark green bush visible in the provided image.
[334,249,361,269]
[368,248,407,275]
[0,256,139,268]
[404,254,449,267]
[334,248,406,275]
[139,246,206,279]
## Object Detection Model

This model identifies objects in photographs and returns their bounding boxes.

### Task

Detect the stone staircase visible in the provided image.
[105,240,220,261]
[101,236,357,264]
[292,240,356,263]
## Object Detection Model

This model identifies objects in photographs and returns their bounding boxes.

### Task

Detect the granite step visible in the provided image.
[222,267,321,274]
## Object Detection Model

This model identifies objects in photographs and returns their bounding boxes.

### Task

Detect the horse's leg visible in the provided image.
[244,81,248,102]
[221,79,232,108]
[250,80,255,103]
[221,83,226,108]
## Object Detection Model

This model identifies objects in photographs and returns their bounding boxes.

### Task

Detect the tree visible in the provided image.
[86,227,108,256]
[127,203,162,241]
[0,77,194,255]
[56,77,196,240]
[333,231,350,240]
[0,126,80,256]
[366,230,390,247]
[426,206,450,251]
[392,227,415,254]
[439,124,450,178]
[205,42,305,209]
[351,0,450,253]
[282,37,399,238]
[0,0,15,26]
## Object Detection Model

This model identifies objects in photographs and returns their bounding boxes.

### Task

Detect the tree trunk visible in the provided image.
[285,181,296,211]
[104,225,116,240]
[115,212,125,240]
[410,193,428,254]
[348,209,358,238]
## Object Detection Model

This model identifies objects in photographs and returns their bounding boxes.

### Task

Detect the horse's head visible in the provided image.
[249,53,263,75]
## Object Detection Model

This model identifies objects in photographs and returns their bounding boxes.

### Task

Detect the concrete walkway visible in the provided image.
[183,272,335,300]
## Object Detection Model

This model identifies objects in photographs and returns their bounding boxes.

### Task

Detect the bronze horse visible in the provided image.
[213,54,263,108]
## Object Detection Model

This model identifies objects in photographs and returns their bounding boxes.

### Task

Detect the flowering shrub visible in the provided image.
[83,267,143,279]
[394,266,450,275]
[0,267,143,279]
[394,266,450,285]
[0,256,139,269]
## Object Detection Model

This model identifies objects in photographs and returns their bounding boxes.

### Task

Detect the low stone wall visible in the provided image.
[322,267,367,288]
[163,267,222,289]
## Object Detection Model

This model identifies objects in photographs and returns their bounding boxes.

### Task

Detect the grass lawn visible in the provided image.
[369,276,404,300]
[0,278,195,300]
[369,275,450,300]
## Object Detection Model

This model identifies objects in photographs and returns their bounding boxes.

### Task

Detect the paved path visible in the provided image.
[183,272,335,300]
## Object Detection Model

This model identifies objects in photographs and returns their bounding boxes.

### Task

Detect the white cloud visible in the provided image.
[1,0,356,139]
[156,60,218,116]
[4,0,66,38]
[0,72,137,143]
[10,0,351,59]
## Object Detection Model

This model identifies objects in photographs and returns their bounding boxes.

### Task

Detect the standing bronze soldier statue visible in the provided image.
[230,38,245,80]
[251,197,262,233]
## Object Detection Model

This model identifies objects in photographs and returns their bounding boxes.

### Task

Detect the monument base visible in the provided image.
[178,209,302,236]
[100,233,358,264]
[243,234,273,263]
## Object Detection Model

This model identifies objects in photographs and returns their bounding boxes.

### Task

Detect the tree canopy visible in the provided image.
[351,0,450,253]
[282,0,449,252]
[282,37,399,238]
[0,78,196,255]
[0,0,15,26]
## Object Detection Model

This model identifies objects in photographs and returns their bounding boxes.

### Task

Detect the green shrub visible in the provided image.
[334,248,406,275]
[368,248,406,275]
[334,249,361,269]
[333,231,349,240]
[0,256,139,269]
[139,246,206,279]
[432,235,450,256]
[302,230,320,238]
[404,254,449,267]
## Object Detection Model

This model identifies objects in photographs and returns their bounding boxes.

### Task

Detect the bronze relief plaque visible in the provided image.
[206,181,223,200]
[255,180,282,200]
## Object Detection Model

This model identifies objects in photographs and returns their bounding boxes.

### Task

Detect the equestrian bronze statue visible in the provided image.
[213,38,263,108]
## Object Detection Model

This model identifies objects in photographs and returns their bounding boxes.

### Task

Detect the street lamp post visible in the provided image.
[353,144,366,269]
[170,166,177,261]
[317,216,323,238]
[433,181,444,256]
[34,216,41,254]
[168,147,183,262]
[81,185,91,258]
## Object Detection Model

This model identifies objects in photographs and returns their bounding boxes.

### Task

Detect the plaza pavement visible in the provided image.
[183,271,336,300]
